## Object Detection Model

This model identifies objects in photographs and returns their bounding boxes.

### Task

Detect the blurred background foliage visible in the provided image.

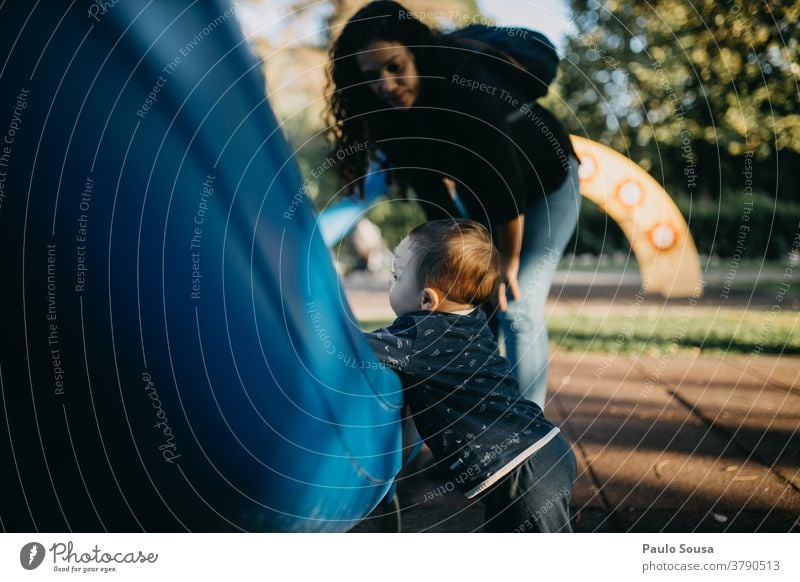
[553,0,800,202]
[238,0,800,261]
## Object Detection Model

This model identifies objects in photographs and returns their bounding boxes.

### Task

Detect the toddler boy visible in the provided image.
[365,219,576,532]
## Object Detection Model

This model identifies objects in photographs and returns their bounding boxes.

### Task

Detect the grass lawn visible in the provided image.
[547,305,799,356]
[359,305,800,357]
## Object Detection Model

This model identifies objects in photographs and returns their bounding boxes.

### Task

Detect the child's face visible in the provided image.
[389,236,423,316]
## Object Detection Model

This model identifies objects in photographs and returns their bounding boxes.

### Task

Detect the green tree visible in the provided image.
[551,0,800,200]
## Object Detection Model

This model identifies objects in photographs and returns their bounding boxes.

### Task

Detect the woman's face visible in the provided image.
[355,41,421,109]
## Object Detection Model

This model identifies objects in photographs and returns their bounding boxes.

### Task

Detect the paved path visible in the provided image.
[345,272,800,532]
[353,352,800,532]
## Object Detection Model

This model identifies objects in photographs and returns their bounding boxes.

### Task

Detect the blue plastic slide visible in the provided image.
[0,0,402,532]
[317,156,389,246]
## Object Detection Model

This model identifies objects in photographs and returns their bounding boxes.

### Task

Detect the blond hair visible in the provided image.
[408,219,501,305]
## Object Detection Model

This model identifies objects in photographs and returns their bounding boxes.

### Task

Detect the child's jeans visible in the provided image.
[481,431,577,532]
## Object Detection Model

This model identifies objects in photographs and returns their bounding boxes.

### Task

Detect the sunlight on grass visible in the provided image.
[546,306,800,356]
[359,306,800,356]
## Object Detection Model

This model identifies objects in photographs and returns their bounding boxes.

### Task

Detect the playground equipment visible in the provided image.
[570,136,703,298]
[0,1,402,532]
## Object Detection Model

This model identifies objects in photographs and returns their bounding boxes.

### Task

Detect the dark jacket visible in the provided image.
[365,308,560,498]
[367,48,576,229]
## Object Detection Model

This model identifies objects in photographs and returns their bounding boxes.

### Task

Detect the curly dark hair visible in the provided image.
[326,1,446,197]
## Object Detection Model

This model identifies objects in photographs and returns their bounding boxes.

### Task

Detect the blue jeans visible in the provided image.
[481,432,577,532]
[496,156,581,407]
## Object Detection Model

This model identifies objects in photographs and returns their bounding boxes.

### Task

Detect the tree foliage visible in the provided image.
[552,0,800,199]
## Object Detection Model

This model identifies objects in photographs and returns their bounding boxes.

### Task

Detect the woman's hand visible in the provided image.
[495,215,525,311]
[498,257,521,311]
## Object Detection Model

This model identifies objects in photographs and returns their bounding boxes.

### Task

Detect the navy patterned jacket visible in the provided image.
[365,308,560,498]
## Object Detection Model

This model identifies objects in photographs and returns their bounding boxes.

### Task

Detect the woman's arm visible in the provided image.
[495,214,524,310]
[448,67,530,309]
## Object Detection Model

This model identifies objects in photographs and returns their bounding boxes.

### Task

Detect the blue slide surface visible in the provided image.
[317,156,389,246]
[0,1,402,532]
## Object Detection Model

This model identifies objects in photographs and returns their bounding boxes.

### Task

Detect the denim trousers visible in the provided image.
[481,431,577,532]
[495,156,582,407]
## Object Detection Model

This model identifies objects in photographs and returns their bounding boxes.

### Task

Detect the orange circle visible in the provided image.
[615,180,646,208]
[648,223,679,251]
[577,151,598,183]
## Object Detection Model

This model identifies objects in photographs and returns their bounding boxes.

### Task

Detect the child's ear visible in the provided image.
[420,287,440,312]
